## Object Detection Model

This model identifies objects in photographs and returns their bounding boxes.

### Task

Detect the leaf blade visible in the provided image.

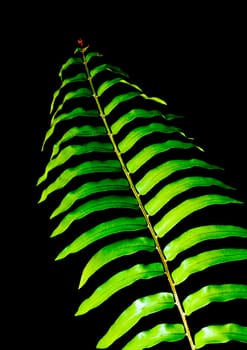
[51,194,140,237]
[154,194,243,238]
[79,237,155,288]
[121,323,185,350]
[37,159,122,203]
[55,216,147,260]
[172,248,247,285]
[75,263,164,316]
[145,176,235,216]
[136,158,223,195]
[183,284,247,316]
[50,177,129,218]
[164,225,247,261]
[195,323,247,348]
[97,292,175,348]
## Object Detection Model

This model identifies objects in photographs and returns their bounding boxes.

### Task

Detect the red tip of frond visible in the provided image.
[77,38,84,47]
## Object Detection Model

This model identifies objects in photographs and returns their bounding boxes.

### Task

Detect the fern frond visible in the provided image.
[37,39,247,349]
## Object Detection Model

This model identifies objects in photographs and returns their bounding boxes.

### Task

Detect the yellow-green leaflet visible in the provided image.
[136,158,223,195]
[58,57,82,79]
[145,176,235,216]
[75,263,164,316]
[38,142,114,185]
[79,237,155,288]
[50,178,129,218]
[183,284,247,315]
[111,108,165,134]
[195,323,247,348]
[126,139,203,174]
[118,122,181,153]
[97,77,142,96]
[51,194,139,237]
[121,323,185,350]
[172,248,247,285]
[90,63,129,78]
[154,194,243,238]
[41,108,98,151]
[50,125,107,158]
[97,292,175,348]
[55,216,147,260]
[164,225,247,261]
[140,93,167,106]
[50,87,92,124]
[38,159,122,203]
[104,91,141,116]
[50,73,87,114]
[85,51,103,63]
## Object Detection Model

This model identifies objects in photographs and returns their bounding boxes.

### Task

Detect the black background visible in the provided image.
[8,2,247,349]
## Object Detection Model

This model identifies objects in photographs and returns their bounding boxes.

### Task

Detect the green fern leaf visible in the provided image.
[37,40,247,349]
[172,248,247,285]
[97,292,175,348]
[195,323,247,348]
[164,225,247,261]
[154,194,243,238]
[183,284,247,315]
[55,216,147,260]
[41,108,99,151]
[51,194,140,237]
[121,323,186,349]
[145,176,235,216]
[38,159,122,202]
[50,178,129,218]
[79,236,155,288]
[135,158,223,194]
[75,262,164,316]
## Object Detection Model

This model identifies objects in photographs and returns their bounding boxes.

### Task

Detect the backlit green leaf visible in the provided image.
[75,263,164,316]
[183,284,247,315]
[55,216,147,260]
[51,194,139,237]
[154,194,243,238]
[145,176,234,216]
[111,108,166,134]
[127,139,203,174]
[50,73,87,114]
[79,237,155,288]
[118,123,181,153]
[140,93,167,106]
[136,159,223,195]
[50,125,107,158]
[38,142,114,185]
[51,87,92,118]
[37,159,121,203]
[58,57,82,79]
[164,225,247,261]
[41,108,99,151]
[50,178,129,218]
[104,91,141,116]
[90,63,129,78]
[97,77,142,96]
[97,292,175,348]
[195,323,247,348]
[85,51,103,63]
[172,248,247,285]
[121,323,185,350]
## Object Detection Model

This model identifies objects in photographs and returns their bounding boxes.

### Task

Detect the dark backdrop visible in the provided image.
[11,2,247,349]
